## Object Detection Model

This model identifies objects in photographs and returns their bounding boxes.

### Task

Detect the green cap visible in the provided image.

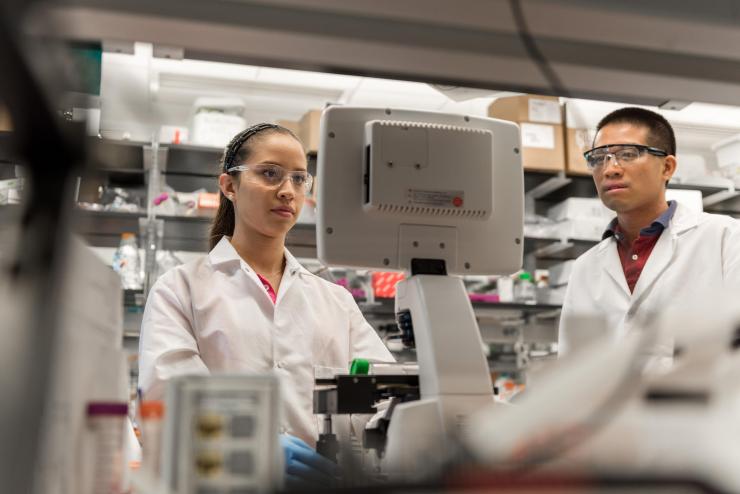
[349,358,370,375]
[519,271,532,281]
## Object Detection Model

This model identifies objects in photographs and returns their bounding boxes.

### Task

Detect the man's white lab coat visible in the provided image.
[139,236,394,444]
[559,202,740,363]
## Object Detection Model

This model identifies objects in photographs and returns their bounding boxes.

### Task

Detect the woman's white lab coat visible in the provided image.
[559,202,740,365]
[139,236,394,444]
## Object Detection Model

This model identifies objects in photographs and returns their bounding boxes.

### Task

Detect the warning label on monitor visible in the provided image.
[407,189,464,208]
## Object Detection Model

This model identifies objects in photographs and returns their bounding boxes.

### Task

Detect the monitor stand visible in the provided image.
[383,273,495,479]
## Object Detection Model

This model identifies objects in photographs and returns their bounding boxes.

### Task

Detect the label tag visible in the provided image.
[521,123,555,149]
[528,98,562,124]
[408,189,465,208]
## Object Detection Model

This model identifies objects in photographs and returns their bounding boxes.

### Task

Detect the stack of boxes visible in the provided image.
[279,109,321,154]
[488,95,565,172]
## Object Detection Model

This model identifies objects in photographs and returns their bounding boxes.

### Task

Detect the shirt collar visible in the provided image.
[208,235,308,276]
[602,200,677,241]
[208,235,242,267]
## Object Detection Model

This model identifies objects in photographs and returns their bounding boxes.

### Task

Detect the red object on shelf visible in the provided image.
[197,192,219,209]
[371,272,405,298]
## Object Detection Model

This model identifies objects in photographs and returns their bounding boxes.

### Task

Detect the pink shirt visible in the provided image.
[256,273,277,304]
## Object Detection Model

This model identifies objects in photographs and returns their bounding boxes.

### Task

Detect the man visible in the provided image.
[558,107,740,361]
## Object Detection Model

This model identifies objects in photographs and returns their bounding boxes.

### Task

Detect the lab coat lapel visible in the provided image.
[598,240,630,297]
[630,203,697,304]
[629,229,675,303]
[275,248,309,306]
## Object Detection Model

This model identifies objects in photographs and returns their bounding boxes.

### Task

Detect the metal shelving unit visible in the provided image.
[4,136,738,267]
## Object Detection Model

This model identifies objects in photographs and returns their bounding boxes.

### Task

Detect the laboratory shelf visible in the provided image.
[74,207,600,263]
[3,134,740,211]
[121,289,561,341]
[525,169,740,213]
[72,208,318,256]
[523,236,598,267]
[357,297,561,317]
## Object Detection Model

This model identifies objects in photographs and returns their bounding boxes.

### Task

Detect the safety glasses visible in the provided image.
[229,164,313,194]
[583,144,668,171]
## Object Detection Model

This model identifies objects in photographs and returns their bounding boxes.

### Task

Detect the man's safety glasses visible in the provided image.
[583,144,668,171]
[229,164,314,194]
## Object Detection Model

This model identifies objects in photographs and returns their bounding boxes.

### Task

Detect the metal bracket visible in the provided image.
[534,239,574,257]
[703,185,738,208]
[525,171,572,200]
[143,144,168,174]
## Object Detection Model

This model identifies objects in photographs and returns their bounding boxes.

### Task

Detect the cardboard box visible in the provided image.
[565,127,595,175]
[487,94,562,124]
[277,119,300,135]
[0,105,12,131]
[297,109,321,154]
[488,95,565,172]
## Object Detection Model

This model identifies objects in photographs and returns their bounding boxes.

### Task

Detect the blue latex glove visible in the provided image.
[280,434,339,488]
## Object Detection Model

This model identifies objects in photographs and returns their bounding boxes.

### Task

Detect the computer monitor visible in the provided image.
[316,106,523,276]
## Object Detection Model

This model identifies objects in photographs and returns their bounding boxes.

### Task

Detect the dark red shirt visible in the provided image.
[603,201,677,293]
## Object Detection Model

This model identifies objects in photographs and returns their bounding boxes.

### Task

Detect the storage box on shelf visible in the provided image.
[488,95,565,173]
[546,197,613,223]
[277,119,300,135]
[564,128,594,175]
[297,109,321,154]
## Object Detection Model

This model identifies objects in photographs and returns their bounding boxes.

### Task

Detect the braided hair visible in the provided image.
[209,123,302,249]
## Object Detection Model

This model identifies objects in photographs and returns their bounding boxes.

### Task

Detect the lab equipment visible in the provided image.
[83,402,128,494]
[112,232,142,289]
[160,375,282,494]
[497,275,515,302]
[514,271,536,304]
[33,238,128,494]
[316,107,523,478]
[190,97,247,148]
[466,296,740,492]
[139,401,164,478]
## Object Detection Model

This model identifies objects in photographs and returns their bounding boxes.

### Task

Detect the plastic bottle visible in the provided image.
[139,401,165,478]
[84,402,128,494]
[112,233,142,289]
[497,275,515,303]
[515,271,537,305]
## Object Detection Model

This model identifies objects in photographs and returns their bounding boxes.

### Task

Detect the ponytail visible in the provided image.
[209,191,235,250]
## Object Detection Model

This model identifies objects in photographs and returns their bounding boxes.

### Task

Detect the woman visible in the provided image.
[138,123,393,462]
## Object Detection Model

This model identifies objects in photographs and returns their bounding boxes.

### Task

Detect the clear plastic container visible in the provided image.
[112,233,142,289]
[515,271,537,305]
[497,276,515,303]
[85,402,128,494]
